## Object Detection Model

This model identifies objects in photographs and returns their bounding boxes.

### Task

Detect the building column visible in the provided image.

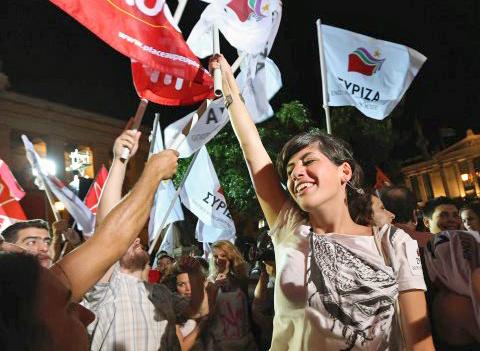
[453,163,466,198]
[439,164,450,197]
[468,159,480,197]
[417,174,428,203]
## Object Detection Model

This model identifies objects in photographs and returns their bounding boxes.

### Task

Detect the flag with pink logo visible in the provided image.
[187,0,282,57]
[320,24,426,119]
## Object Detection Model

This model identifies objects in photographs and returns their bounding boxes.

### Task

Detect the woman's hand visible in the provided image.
[208,54,233,77]
[113,129,141,162]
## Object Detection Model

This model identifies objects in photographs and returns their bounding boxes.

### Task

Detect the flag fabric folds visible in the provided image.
[131,60,214,106]
[236,54,282,123]
[320,24,426,120]
[187,0,282,57]
[158,222,176,255]
[0,159,27,233]
[180,147,235,233]
[195,220,235,244]
[164,98,229,158]
[22,135,95,234]
[84,165,108,215]
[82,165,108,237]
[49,0,213,104]
[148,121,184,243]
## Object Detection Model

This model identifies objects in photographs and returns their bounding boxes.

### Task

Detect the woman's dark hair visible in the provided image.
[161,256,206,319]
[0,252,50,350]
[349,190,376,226]
[460,202,480,217]
[276,130,366,212]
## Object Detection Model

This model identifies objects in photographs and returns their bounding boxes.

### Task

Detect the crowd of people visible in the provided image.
[1,55,480,351]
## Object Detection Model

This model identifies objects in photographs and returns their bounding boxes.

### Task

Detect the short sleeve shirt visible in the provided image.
[268,201,426,351]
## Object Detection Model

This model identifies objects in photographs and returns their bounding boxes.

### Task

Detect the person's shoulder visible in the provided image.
[378,224,414,246]
[269,200,307,241]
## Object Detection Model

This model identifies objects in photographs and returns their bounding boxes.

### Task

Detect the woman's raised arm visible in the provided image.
[210,54,287,227]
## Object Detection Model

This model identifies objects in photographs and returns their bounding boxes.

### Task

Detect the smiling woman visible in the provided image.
[210,53,435,351]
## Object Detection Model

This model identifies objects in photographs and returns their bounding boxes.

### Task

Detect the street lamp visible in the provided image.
[461,173,469,182]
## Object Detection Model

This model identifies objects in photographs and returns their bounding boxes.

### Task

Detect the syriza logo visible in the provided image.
[227,0,271,22]
[348,47,385,76]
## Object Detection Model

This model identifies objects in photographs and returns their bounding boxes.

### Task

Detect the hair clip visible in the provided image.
[347,181,365,195]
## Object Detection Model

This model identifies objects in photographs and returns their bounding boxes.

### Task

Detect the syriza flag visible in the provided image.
[236,55,282,123]
[22,135,95,234]
[320,24,426,119]
[195,220,235,243]
[148,120,184,243]
[187,0,282,57]
[164,98,229,158]
[180,147,235,232]
[49,0,213,100]
[0,159,27,233]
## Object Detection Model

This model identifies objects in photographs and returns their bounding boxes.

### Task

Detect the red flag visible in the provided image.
[84,165,108,215]
[374,166,393,189]
[0,159,27,233]
[49,0,213,91]
[132,60,214,105]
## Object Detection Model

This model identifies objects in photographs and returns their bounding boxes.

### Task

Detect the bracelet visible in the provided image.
[224,93,245,109]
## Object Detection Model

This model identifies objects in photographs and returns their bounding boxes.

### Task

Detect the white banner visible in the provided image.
[237,54,282,123]
[321,24,426,120]
[159,222,176,255]
[164,98,229,158]
[187,0,282,57]
[148,121,184,242]
[22,135,95,234]
[195,219,235,243]
[180,147,235,232]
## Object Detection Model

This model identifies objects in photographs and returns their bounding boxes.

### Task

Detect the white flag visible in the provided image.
[22,135,95,234]
[148,122,184,243]
[180,147,235,232]
[187,0,282,57]
[159,223,175,255]
[320,24,426,120]
[195,220,235,243]
[237,54,282,123]
[164,98,229,158]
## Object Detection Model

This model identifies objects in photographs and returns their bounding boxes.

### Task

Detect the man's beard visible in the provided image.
[120,249,149,271]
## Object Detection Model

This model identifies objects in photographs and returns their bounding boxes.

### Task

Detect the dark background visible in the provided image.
[1,1,479,156]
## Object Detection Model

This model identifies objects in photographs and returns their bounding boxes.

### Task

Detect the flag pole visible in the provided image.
[231,52,247,73]
[173,0,189,24]
[213,25,223,97]
[43,181,61,222]
[316,19,332,134]
[149,113,160,159]
[120,98,149,160]
[148,149,201,255]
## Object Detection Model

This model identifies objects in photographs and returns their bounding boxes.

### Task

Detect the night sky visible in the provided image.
[2,1,479,158]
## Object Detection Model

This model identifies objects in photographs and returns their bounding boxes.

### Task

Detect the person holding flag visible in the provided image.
[209,54,434,351]
[0,140,179,351]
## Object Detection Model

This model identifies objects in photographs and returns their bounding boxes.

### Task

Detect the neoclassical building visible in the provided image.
[0,71,149,220]
[402,129,480,203]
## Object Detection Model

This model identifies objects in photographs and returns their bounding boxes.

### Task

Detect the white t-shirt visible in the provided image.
[424,230,480,332]
[269,201,426,351]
